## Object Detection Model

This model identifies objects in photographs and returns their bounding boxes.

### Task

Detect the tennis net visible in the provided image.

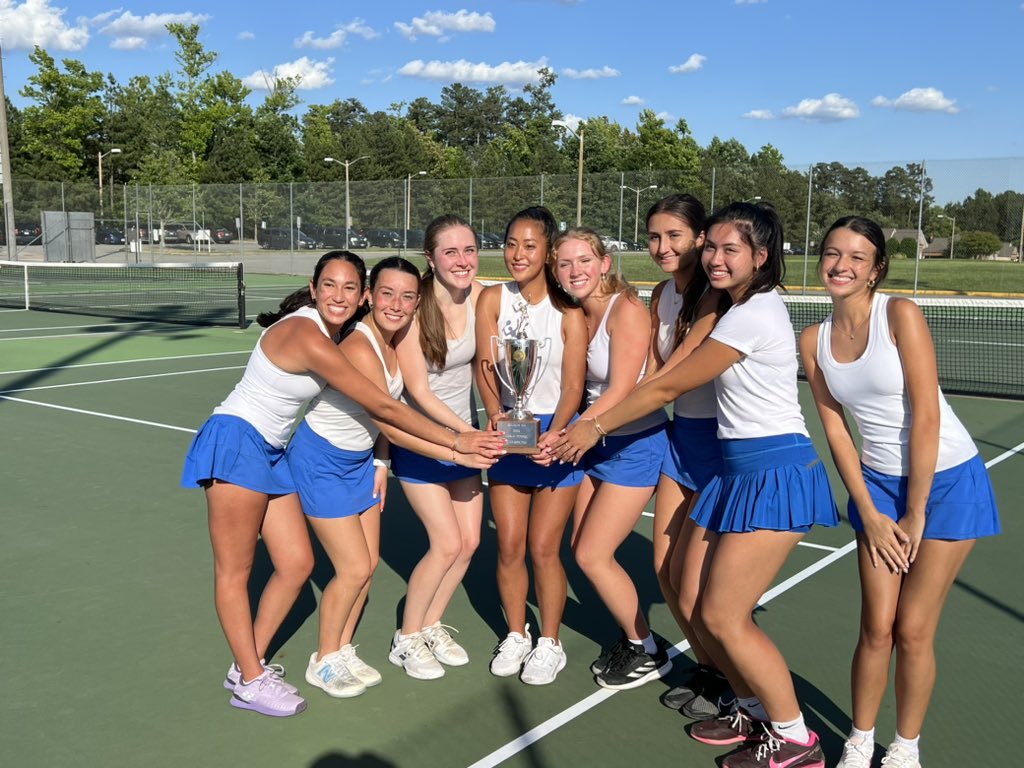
[633,287,1023,399]
[0,260,246,328]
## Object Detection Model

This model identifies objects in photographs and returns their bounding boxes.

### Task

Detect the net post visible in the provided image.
[236,262,246,329]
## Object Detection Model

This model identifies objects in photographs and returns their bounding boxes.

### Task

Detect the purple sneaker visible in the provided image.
[231,670,307,717]
[224,660,298,694]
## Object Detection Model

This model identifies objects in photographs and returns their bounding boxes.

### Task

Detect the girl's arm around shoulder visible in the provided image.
[473,285,504,428]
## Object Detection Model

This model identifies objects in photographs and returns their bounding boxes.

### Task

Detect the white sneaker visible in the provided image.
[336,644,382,687]
[421,622,469,666]
[224,660,298,694]
[231,670,307,717]
[520,636,567,685]
[388,631,445,680]
[304,650,366,698]
[837,736,874,768]
[881,742,921,768]
[490,626,533,677]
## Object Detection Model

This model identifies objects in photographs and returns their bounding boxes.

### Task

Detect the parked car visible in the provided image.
[405,228,426,250]
[599,235,626,252]
[14,224,42,246]
[95,226,126,245]
[257,227,317,250]
[211,226,234,244]
[364,228,402,248]
[315,226,368,249]
[163,222,212,244]
[479,232,504,249]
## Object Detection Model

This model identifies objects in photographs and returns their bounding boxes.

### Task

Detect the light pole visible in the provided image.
[552,119,584,226]
[98,147,122,218]
[622,184,658,244]
[938,214,956,259]
[324,155,369,248]
[404,171,427,252]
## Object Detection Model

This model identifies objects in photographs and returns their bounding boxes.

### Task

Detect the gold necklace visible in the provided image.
[832,313,870,340]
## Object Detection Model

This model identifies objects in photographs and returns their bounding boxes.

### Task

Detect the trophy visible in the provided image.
[491,301,548,454]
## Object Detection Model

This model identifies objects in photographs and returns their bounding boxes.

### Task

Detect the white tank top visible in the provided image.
[654,280,717,419]
[213,305,328,448]
[496,283,567,414]
[304,323,405,451]
[406,299,477,424]
[588,293,666,435]
[817,292,977,475]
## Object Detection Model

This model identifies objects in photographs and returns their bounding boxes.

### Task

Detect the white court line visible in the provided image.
[0,320,153,333]
[468,440,1022,768]
[0,395,197,433]
[0,330,169,342]
[0,366,245,394]
[0,350,249,376]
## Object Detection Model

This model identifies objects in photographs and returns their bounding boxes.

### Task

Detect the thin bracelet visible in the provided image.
[592,418,608,446]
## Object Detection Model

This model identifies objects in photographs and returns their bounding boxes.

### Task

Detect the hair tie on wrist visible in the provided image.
[592,418,608,446]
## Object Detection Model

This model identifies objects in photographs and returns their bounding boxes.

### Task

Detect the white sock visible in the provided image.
[772,713,811,744]
[738,696,769,722]
[894,732,920,760]
[849,725,874,745]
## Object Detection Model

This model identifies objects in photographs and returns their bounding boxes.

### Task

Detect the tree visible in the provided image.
[18,47,105,180]
[956,230,1002,259]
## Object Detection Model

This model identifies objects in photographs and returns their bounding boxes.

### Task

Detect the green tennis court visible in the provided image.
[2,303,1020,767]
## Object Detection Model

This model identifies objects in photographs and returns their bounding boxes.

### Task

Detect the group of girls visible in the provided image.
[182,195,999,768]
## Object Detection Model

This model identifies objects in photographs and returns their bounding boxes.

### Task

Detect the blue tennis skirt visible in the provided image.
[661,416,724,492]
[691,433,839,534]
[486,413,583,489]
[286,421,378,519]
[181,414,295,495]
[391,444,480,485]
[584,422,668,487]
[851,454,1000,540]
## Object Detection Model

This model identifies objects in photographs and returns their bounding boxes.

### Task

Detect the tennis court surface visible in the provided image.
[2,295,1020,767]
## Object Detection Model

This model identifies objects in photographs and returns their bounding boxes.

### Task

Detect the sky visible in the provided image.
[1,0,1022,185]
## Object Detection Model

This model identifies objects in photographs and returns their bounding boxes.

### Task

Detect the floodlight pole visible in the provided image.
[0,43,16,260]
[98,148,122,218]
[404,171,427,253]
[939,214,956,260]
[552,120,584,225]
[325,156,369,248]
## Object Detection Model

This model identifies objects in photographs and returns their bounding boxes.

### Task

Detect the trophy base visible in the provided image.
[496,416,541,455]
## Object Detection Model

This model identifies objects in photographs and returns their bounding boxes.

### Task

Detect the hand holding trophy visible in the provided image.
[490,301,549,454]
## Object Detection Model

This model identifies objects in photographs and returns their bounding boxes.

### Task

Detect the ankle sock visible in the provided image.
[772,713,810,744]
[639,634,658,654]
[894,732,920,760]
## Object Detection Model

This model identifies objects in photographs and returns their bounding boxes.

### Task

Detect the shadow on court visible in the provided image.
[309,752,397,768]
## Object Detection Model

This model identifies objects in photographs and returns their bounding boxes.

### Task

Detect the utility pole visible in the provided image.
[0,43,17,260]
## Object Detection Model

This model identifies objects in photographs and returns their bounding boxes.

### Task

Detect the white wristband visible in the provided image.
[373,458,391,470]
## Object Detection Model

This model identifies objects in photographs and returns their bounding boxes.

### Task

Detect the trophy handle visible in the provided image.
[520,337,552,401]
[489,335,515,398]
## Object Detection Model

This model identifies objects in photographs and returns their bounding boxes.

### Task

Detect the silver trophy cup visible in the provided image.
[490,335,546,453]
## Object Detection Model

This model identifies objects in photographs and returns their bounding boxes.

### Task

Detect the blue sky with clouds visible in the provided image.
[1,0,1022,169]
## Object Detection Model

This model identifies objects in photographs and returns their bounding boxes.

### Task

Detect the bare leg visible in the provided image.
[527,485,579,641]
[699,530,805,720]
[573,481,654,638]
[252,493,314,658]
[491,482,532,634]
[670,507,719,667]
[652,474,695,636]
[340,505,381,645]
[206,481,271,682]
[422,477,483,626]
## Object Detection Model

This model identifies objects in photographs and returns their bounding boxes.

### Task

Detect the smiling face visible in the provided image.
[701,222,766,302]
[370,268,420,335]
[310,258,366,334]
[647,212,703,276]
[554,235,610,302]
[819,226,882,299]
[427,224,479,291]
[503,219,549,286]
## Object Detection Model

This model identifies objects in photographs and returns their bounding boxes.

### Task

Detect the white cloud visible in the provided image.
[656,111,675,123]
[0,0,90,50]
[398,58,546,86]
[99,11,210,48]
[238,31,255,41]
[562,66,620,80]
[395,10,496,41]
[782,92,859,121]
[295,19,378,49]
[743,109,775,120]
[871,87,958,114]
[554,114,583,133]
[242,57,336,91]
[621,95,644,106]
[111,36,147,51]
[669,54,706,74]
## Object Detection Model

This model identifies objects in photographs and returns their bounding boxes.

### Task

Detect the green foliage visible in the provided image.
[957,230,1003,259]
[900,237,920,258]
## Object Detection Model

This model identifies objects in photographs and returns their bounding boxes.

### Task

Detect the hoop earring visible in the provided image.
[867,278,876,288]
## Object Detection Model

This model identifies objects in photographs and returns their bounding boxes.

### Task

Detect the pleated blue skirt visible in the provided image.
[181,414,295,495]
[691,433,839,534]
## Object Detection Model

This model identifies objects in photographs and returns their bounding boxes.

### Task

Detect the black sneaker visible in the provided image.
[595,642,672,690]
[680,669,734,720]
[660,663,717,710]
[589,633,629,675]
